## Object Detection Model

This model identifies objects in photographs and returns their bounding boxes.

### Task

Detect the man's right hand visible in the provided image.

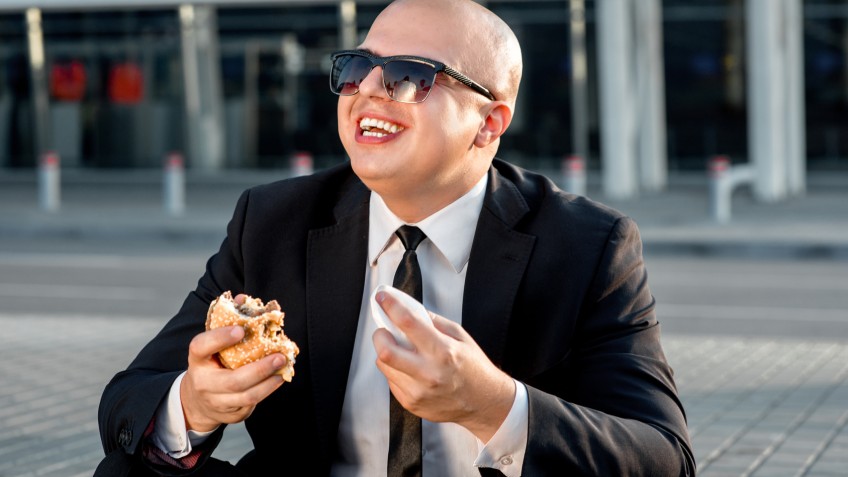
[180,324,287,433]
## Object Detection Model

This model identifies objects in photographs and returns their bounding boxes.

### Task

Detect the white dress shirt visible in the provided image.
[154,172,528,476]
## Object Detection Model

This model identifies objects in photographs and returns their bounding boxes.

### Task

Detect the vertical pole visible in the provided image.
[290,151,314,177]
[39,151,60,212]
[635,0,667,192]
[598,0,637,200]
[784,0,806,196]
[179,4,225,171]
[708,155,731,224]
[843,18,848,109]
[725,0,745,110]
[26,8,50,161]
[569,0,589,165]
[747,0,787,202]
[243,42,259,167]
[282,33,304,135]
[562,155,586,196]
[164,151,185,216]
[138,30,156,166]
[339,0,358,50]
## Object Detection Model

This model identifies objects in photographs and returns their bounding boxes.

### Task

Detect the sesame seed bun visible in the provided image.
[205,291,299,382]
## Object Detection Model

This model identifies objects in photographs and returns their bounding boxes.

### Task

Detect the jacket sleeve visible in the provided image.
[522,217,696,476]
[97,189,252,474]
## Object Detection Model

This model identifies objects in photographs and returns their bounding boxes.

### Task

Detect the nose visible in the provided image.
[357,65,390,100]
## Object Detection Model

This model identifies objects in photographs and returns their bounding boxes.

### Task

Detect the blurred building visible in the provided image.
[0,0,846,174]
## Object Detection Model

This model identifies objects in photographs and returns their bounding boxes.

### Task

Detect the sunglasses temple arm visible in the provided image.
[443,67,495,100]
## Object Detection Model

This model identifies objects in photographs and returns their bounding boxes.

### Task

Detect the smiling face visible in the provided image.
[337,0,511,222]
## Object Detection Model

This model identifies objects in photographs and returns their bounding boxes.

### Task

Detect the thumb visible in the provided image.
[188,326,245,365]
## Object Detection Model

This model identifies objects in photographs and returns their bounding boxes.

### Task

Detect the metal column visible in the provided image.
[747,0,783,202]
[784,0,806,196]
[597,0,668,199]
[597,0,637,200]
[179,4,225,170]
[339,0,358,50]
[635,0,667,192]
[569,0,589,165]
[25,8,50,159]
[746,0,805,202]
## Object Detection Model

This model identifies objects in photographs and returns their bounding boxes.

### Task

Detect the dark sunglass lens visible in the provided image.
[331,54,373,95]
[383,60,435,103]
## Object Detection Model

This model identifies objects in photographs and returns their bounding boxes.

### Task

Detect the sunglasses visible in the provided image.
[329,49,495,103]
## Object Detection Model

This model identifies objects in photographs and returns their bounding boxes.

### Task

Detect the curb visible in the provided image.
[642,240,848,260]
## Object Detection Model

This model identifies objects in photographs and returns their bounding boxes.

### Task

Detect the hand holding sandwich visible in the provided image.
[180,293,294,433]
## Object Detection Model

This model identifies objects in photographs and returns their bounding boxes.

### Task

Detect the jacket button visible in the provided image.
[118,428,132,447]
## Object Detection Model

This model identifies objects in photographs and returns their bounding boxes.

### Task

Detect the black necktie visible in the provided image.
[388,225,426,477]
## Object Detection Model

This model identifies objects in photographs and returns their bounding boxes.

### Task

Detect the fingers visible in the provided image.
[182,324,290,431]
[373,327,419,373]
[431,314,467,341]
[376,291,443,352]
[182,351,288,431]
[222,353,287,393]
[218,359,286,416]
[374,292,471,378]
[188,326,244,365]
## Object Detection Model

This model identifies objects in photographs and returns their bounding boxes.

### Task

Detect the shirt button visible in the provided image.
[500,456,513,466]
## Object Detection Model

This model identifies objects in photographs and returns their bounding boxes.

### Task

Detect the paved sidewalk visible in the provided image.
[1,314,846,477]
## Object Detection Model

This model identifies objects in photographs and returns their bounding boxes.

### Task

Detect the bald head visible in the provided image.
[369,0,522,106]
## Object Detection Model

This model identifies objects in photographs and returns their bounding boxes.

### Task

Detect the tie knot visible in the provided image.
[395,225,427,251]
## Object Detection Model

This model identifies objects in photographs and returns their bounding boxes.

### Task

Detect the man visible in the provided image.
[98,0,695,475]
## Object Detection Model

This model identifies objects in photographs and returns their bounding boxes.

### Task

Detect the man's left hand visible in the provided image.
[372,291,515,443]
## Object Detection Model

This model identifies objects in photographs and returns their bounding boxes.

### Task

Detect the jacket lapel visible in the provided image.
[463,166,535,368]
[306,179,370,463]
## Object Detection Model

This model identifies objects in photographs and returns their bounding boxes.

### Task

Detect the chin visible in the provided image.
[348,153,388,184]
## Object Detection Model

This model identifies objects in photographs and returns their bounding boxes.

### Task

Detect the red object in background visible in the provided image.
[108,62,144,104]
[708,155,730,178]
[50,60,87,101]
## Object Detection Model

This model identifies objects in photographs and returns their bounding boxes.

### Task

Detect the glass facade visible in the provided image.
[0,0,846,171]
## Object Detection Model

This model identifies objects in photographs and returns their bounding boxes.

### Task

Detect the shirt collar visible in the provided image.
[368,173,489,273]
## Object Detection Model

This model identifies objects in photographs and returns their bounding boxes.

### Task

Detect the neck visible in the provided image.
[380,191,459,223]
[379,171,488,223]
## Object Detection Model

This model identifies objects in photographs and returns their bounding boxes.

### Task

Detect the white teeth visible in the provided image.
[359,117,404,134]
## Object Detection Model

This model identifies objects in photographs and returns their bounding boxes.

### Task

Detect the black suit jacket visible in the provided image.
[99,159,695,476]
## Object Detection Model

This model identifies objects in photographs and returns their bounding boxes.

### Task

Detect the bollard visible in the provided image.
[708,155,731,223]
[164,151,186,216]
[38,151,61,212]
[290,151,314,177]
[562,154,587,196]
[708,155,754,224]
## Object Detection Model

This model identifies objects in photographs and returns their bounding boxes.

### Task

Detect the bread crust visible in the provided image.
[205,291,299,382]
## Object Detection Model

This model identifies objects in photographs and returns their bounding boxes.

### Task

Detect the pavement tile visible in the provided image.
[3,315,848,476]
[665,335,848,476]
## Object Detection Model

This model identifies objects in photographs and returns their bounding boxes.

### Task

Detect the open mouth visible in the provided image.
[359,117,405,138]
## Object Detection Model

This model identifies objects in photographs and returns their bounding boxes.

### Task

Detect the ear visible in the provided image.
[474,101,513,148]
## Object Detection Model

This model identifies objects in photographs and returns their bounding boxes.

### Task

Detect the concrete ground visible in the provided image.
[1,316,846,477]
